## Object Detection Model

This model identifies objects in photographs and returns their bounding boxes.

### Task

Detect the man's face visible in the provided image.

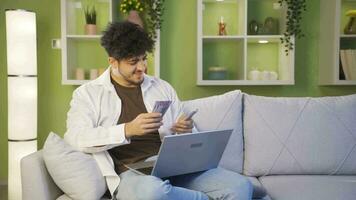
[110,54,147,87]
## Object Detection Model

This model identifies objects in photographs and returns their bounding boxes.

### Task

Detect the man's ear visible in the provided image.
[108,57,116,65]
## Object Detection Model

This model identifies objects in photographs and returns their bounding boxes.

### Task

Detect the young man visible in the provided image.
[64,21,252,200]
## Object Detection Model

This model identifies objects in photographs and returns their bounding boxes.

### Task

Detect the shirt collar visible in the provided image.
[91,66,155,92]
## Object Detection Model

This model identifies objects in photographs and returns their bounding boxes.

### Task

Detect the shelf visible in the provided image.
[340,34,356,38]
[203,35,244,39]
[246,37,293,82]
[62,80,90,85]
[67,35,102,39]
[197,0,294,85]
[61,0,161,85]
[64,0,111,35]
[320,80,356,85]
[340,0,356,35]
[203,0,237,3]
[247,35,283,43]
[202,39,244,81]
[247,35,283,38]
[197,80,294,85]
[247,0,286,35]
[202,0,245,36]
[66,38,108,80]
[319,0,356,85]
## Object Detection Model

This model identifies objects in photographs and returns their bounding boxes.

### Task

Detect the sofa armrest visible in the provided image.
[21,150,63,200]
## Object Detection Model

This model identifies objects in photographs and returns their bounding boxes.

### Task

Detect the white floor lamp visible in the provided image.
[5,9,38,200]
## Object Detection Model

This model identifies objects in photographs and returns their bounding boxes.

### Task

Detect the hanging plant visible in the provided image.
[143,0,165,42]
[279,0,307,55]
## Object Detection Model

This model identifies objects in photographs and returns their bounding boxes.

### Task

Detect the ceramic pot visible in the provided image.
[127,10,144,28]
[85,24,97,35]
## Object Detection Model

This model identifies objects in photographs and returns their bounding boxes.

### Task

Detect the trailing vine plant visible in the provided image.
[279,0,307,55]
[143,0,165,42]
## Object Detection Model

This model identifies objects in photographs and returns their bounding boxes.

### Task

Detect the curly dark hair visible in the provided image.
[101,21,154,60]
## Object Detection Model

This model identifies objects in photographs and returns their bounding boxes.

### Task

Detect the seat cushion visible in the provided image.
[182,90,243,173]
[259,175,356,200]
[243,94,356,176]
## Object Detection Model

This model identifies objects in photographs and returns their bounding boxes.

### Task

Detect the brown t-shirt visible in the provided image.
[108,77,162,174]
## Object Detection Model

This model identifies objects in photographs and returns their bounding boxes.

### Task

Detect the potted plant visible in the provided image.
[120,0,165,43]
[84,6,97,35]
[120,0,145,28]
[279,0,306,55]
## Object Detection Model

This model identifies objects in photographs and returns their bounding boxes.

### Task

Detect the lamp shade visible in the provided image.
[6,9,38,200]
[8,77,37,140]
[8,141,37,200]
[6,10,37,75]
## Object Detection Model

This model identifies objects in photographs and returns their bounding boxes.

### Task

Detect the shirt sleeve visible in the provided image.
[64,88,129,153]
[157,80,197,135]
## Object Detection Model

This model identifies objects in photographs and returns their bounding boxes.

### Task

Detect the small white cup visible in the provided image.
[260,70,270,80]
[269,71,278,80]
[248,69,260,80]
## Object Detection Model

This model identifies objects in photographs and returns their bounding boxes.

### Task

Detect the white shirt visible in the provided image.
[64,67,184,196]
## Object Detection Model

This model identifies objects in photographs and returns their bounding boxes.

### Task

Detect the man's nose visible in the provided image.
[136,60,147,71]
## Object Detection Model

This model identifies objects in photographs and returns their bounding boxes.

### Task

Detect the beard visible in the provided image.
[111,67,144,86]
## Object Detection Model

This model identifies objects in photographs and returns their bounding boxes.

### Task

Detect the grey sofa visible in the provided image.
[21,91,356,200]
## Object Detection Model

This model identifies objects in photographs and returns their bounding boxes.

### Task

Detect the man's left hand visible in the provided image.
[171,115,194,134]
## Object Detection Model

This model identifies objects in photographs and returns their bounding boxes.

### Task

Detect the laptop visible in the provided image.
[124,129,232,178]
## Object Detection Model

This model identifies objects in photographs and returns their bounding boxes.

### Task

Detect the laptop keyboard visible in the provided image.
[135,167,154,175]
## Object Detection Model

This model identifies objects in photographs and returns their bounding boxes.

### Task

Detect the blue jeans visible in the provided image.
[115,168,253,200]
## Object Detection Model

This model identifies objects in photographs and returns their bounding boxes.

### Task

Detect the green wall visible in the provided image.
[1,0,356,181]
[0,0,75,181]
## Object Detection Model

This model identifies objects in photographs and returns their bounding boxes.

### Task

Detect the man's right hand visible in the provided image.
[125,113,163,138]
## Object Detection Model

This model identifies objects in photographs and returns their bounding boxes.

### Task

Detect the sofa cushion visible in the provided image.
[259,175,356,200]
[43,132,106,200]
[182,90,243,173]
[243,94,356,176]
[247,176,267,199]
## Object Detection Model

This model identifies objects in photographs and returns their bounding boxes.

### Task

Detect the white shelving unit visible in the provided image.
[197,0,294,85]
[319,0,356,85]
[61,0,160,85]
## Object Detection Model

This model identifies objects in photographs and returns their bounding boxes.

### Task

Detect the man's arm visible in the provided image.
[64,88,129,153]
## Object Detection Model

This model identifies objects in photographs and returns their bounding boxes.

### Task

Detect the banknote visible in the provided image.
[184,109,198,120]
[152,101,172,116]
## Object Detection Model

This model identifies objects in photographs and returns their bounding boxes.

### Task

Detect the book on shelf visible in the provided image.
[352,50,356,80]
[339,49,356,80]
[340,50,349,80]
[339,59,346,80]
